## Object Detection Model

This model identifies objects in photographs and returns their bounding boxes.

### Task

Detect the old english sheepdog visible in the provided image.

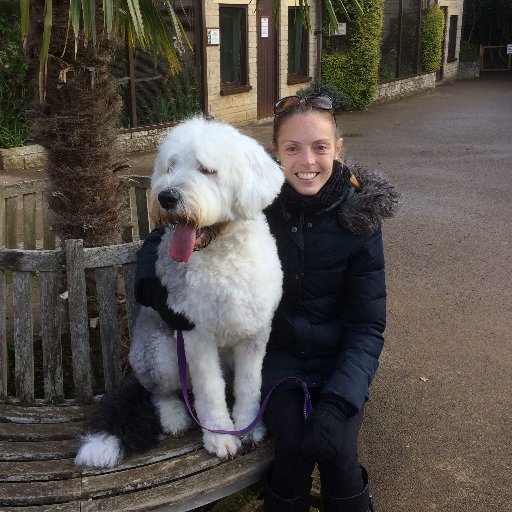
[75,116,284,467]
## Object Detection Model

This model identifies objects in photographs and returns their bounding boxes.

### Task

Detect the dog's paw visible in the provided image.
[74,433,124,468]
[154,396,193,435]
[240,422,267,446]
[203,431,241,459]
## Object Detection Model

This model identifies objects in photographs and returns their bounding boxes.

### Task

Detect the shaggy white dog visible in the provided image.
[75,116,284,467]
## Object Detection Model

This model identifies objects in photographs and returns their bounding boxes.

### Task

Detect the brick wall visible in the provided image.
[205,0,320,126]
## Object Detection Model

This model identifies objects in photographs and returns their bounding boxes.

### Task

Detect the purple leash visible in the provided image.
[177,330,313,435]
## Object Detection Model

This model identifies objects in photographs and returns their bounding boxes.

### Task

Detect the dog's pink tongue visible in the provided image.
[170,222,196,263]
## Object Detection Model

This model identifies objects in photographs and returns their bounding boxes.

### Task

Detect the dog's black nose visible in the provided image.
[158,189,181,210]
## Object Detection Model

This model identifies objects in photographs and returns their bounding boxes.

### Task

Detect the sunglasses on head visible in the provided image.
[273,94,333,116]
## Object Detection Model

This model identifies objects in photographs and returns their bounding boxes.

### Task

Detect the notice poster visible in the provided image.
[261,17,269,38]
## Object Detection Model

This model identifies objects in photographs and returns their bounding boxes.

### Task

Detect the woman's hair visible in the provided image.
[272,103,340,144]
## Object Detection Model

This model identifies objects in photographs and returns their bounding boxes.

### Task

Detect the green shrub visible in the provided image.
[459,40,480,62]
[421,5,445,73]
[296,80,352,111]
[0,0,32,148]
[321,0,384,110]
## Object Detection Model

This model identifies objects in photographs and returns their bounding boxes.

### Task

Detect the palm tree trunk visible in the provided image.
[29,0,126,247]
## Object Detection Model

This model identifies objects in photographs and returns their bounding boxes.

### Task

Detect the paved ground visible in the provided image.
[2,72,511,511]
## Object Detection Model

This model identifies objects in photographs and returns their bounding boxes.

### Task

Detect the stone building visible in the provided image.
[119,0,467,126]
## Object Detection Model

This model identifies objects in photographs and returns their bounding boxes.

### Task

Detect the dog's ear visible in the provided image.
[234,141,284,218]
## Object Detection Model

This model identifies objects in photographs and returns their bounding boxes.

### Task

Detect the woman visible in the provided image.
[135,95,399,512]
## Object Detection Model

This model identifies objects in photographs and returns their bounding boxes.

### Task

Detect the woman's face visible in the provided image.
[273,111,343,196]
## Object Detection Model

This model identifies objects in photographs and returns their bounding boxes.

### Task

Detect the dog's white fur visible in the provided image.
[75,117,283,466]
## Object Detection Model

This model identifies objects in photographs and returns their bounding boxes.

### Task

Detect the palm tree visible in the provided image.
[20,0,360,247]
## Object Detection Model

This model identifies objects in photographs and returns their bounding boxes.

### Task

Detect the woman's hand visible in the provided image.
[299,394,353,462]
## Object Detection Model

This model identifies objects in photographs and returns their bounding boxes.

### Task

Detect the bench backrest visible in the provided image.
[0,177,153,405]
[0,176,152,249]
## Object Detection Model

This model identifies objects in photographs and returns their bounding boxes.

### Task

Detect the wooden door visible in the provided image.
[257,0,278,119]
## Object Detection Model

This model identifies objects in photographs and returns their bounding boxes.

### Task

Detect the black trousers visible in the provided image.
[263,388,365,500]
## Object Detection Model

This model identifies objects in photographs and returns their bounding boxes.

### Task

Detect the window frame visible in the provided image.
[447,15,458,63]
[287,7,311,85]
[219,4,251,96]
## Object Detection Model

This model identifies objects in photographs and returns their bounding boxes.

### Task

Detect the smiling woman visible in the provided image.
[253,95,400,511]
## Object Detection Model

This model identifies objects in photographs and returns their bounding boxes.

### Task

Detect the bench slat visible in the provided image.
[0,180,48,200]
[0,439,76,461]
[0,403,94,423]
[23,193,36,250]
[40,271,64,402]
[0,458,81,482]
[0,248,63,272]
[80,441,273,512]
[5,197,18,249]
[13,271,34,403]
[0,502,80,511]
[121,189,134,243]
[95,266,121,392]
[0,476,82,507]
[82,241,141,268]
[0,270,6,398]
[81,448,221,499]
[42,190,56,250]
[64,240,93,404]
[122,262,139,338]
[135,187,150,239]
[0,420,83,442]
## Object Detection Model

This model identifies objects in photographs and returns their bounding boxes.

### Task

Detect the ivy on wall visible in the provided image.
[421,5,445,73]
[321,0,384,110]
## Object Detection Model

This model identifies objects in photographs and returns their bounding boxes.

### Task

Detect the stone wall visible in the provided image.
[374,73,436,103]
[0,126,175,172]
[457,62,480,80]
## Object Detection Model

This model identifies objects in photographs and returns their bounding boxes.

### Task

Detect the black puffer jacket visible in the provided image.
[261,162,399,412]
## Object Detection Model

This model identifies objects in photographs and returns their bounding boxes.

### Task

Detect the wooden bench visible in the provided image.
[0,178,273,511]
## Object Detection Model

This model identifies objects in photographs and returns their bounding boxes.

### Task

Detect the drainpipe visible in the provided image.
[315,0,323,79]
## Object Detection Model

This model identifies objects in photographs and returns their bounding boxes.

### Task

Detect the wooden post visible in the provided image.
[64,239,93,404]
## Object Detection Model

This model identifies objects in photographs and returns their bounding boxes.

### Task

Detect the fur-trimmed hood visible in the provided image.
[338,162,401,234]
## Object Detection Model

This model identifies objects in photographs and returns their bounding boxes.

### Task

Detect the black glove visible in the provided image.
[299,394,354,462]
[139,278,195,331]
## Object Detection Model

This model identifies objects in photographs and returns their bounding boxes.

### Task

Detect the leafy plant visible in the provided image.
[0,0,31,148]
[296,80,352,111]
[459,40,480,62]
[321,0,384,110]
[139,64,201,125]
[421,5,445,73]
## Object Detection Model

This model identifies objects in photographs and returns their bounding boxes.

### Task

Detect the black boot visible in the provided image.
[264,478,311,512]
[322,466,374,512]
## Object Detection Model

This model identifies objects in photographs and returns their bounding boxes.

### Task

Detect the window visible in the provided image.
[288,8,310,84]
[447,15,458,62]
[379,0,401,81]
[380,0,430,82]
[399,0,421,77]
[219,5,250,95]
